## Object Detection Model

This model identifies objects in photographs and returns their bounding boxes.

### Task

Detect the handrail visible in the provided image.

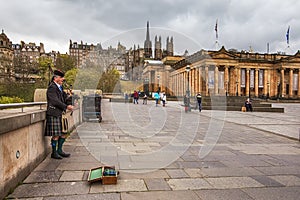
[0,102,47,112]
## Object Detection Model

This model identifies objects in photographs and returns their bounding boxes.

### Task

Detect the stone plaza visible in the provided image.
[7,100,300,200]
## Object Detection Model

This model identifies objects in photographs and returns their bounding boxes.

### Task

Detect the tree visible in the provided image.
[38,56,54,82]
[98,67,120,93]
[64,68,78,86]
[55,54,76,72]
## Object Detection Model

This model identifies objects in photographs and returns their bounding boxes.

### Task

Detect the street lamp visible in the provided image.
[277,80,280,100]
[225,80,228,96]
[236,80,239,96]
[186,65,191,111]
[267,82,270,99]
[157,74,160,92]
[144,77,149,96]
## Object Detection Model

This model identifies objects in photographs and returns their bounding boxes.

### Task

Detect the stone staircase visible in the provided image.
[190,96,284,113]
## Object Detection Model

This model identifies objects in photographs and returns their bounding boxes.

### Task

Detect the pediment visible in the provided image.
[280,51,300,62]
[210,51,236,59]
[209,46,237,60]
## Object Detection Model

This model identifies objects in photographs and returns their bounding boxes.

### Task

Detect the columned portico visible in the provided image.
[167,47,300,99]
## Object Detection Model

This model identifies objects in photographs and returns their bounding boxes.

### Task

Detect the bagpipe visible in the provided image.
[48,64,80,106]
[63,81,80,106]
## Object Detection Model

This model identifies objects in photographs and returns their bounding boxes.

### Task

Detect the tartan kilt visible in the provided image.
[45,115,64,136]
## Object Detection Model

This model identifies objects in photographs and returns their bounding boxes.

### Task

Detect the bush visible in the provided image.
[0,96,24,104]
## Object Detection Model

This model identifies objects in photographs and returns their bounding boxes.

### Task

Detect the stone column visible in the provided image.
[264,69,268,96]
[198,67,202,94]
[191,68,195,96]
[214,65,219,95]
[205,65,209,96]
[289,69,293,97]
[246,69,250,97]
[225,66,229,96]
[281,68,285,97]
[298,70,300,97]
[237,67,241,96]
[255,69,259,97]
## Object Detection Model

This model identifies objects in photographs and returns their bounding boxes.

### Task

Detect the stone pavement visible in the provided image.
[7,100,300,200]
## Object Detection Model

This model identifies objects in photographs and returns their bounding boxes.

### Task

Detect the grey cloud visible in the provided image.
[0,0,299,54]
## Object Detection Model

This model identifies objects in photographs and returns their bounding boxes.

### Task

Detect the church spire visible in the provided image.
[146,21,150,42]
[144,21,152,58]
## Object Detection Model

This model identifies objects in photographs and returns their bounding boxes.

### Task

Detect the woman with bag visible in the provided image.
[45,69,73,159]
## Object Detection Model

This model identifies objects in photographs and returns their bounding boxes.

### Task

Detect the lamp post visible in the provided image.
[157,74,160,92]
[225,80,228,96]
[267,82,270,99]
[277,80,280,100]
[236,80,239,96]
[144,77,149,96]
[186,65,191,111]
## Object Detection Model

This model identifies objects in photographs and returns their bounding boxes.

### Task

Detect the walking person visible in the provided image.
[124,92,129,103]
[162,92,166,107]
[143,93,148,104]
[45,70,73,159]
[196,93,202,112]
[154,91,160,107]
[133,90,139,104]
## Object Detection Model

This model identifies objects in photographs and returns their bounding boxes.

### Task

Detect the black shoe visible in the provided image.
[58,151,71,157]
[51,152,62,159]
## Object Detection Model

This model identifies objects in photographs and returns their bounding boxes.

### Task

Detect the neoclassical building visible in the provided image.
[169,46,300,98]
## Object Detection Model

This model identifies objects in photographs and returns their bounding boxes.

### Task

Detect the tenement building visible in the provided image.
[169,46,300,98]
[0,30,14,82]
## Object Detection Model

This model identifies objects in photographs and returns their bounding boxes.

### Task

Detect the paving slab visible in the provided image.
[59,170,85,181]
[165,169,189,178]
[90,179,147,193]
[269,175,300,186]
[167,178,212,190]
[8,182,90,198]
[144,178,171,191]
[250,175,285,187]
[23,170,63,183]
[121,191,200,200]
[195,188,254,200]
[242,186,300,200]
[205,177,264,189]
[44,193,120,200]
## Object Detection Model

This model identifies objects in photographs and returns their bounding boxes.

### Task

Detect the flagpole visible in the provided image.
[286,25,290,48]
[215,19,219,50]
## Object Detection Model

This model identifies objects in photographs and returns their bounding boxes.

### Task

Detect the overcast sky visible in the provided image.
[1,0,299,55]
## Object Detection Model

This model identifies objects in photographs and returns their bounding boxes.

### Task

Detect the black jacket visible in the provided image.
[46,82,67,117]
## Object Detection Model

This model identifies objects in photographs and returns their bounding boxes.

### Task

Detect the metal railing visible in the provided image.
[0,102,47,112]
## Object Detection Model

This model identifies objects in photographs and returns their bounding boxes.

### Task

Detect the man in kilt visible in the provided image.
[45,70,73,159]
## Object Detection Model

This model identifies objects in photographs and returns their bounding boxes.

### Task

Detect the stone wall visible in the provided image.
[0,108,81,199]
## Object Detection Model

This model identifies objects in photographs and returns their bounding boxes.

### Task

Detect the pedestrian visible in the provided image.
[245,98,253,112]
[162,92,166,107]
[45,69,74,159]
[133,90,139,104]
[124,92,129,103]
[196,93,202,112]
[184,94,192,112]
[154,91,160,107]
[143,93,147,104]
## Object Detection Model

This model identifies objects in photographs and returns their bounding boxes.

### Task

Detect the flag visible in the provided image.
[215,19,218,40]
[286,26,290,45]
